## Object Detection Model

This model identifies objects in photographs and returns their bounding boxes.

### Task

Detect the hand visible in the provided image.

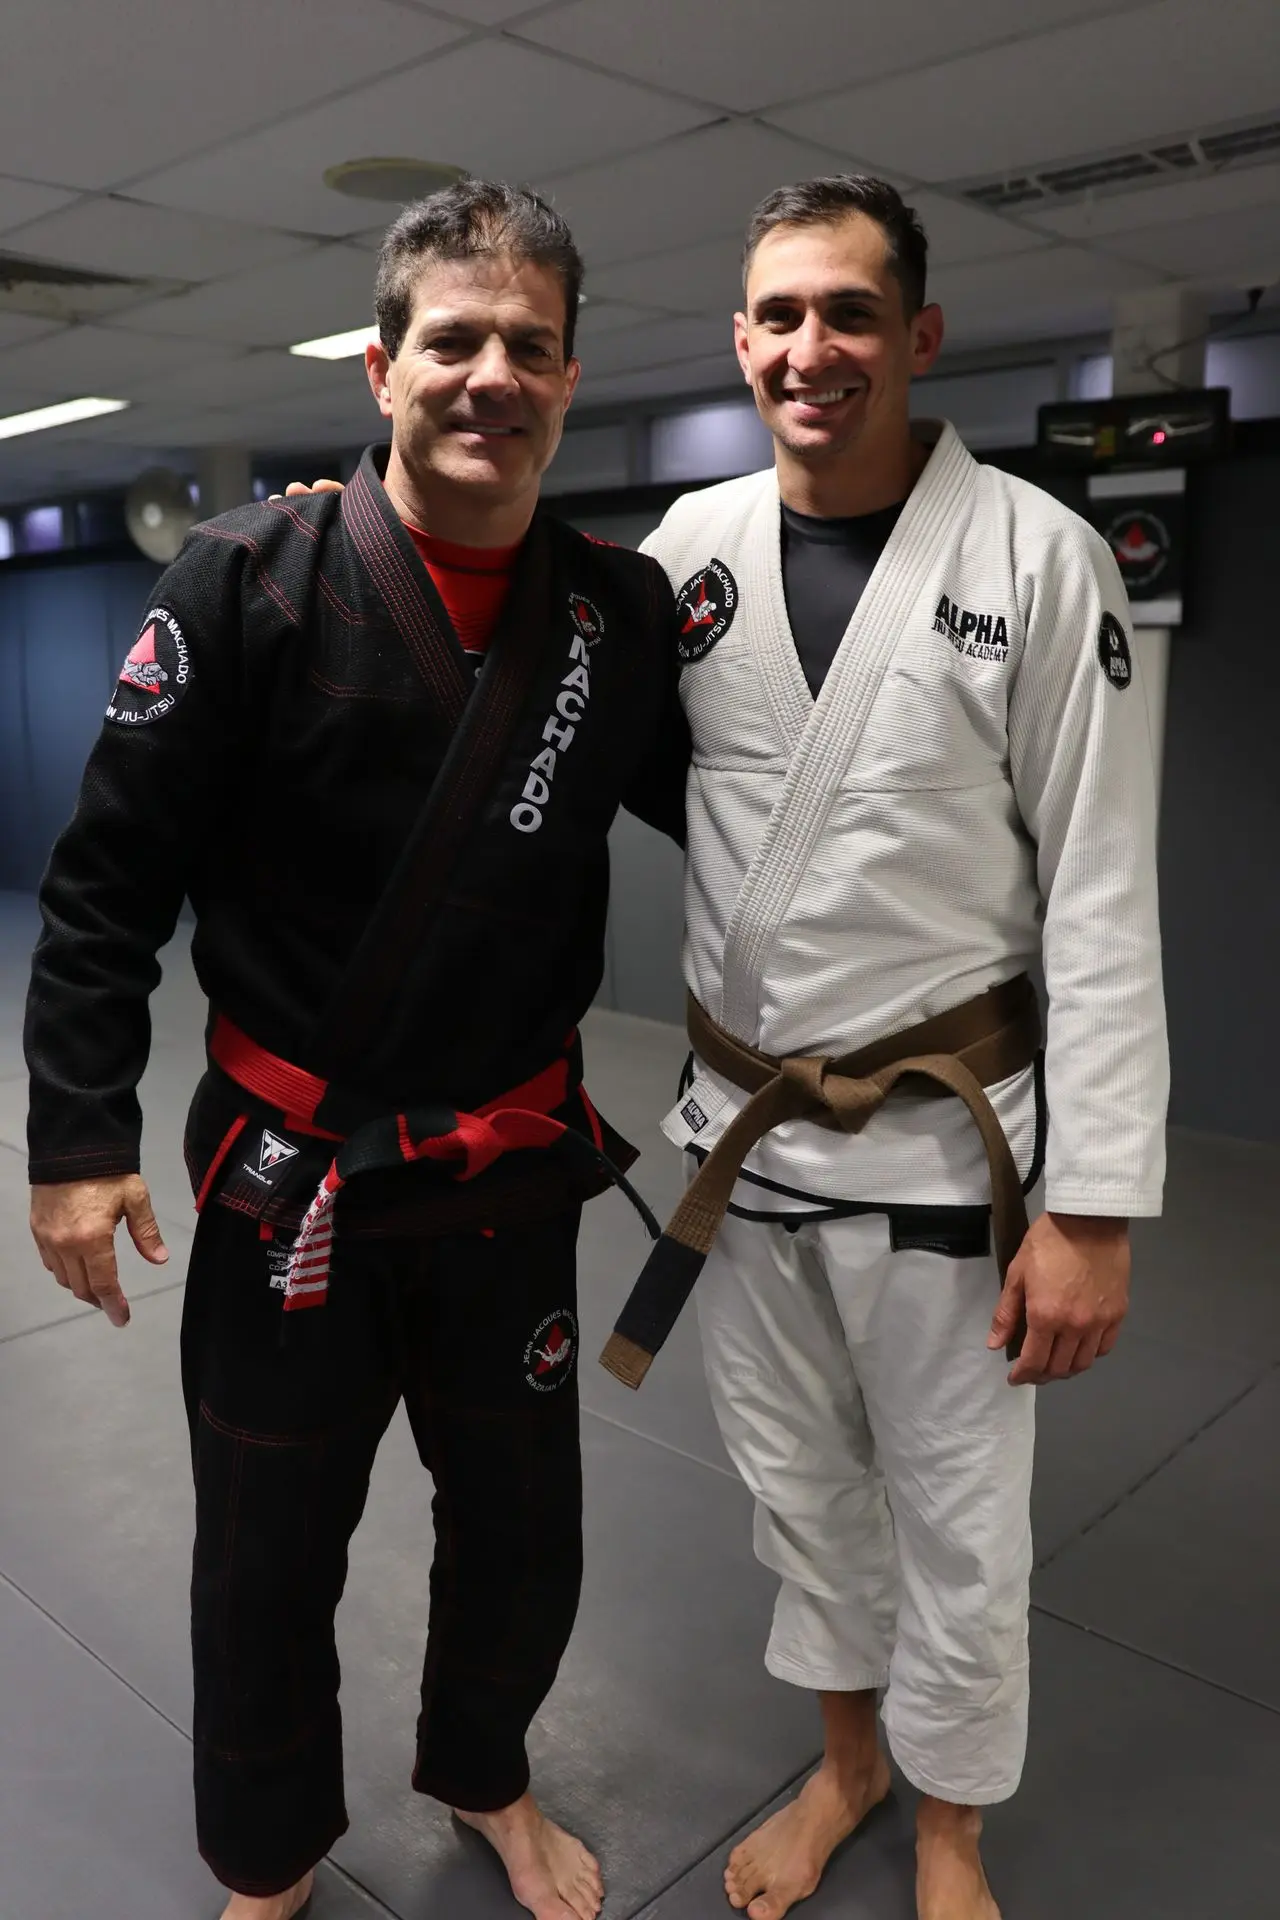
[988,1211,1130,1386]
[269,478,345,499]
[30,1175,169,1330]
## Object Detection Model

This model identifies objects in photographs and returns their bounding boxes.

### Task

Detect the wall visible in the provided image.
[0,557,160,891]
[1157,449,1280,1140]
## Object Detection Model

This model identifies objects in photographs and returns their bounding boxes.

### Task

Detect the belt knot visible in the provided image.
[780,1054,886,1134]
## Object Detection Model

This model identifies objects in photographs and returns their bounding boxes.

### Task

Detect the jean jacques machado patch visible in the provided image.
[676,559,738,663]
[106,609,191,725]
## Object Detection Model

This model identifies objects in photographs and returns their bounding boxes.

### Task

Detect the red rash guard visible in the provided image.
[405,523,521,672]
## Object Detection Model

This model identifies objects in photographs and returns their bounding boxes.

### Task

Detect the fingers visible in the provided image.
[1097,1320,1124,1358]
[988,1273,1026,1348]
[1070,1326,1106,1374]
[124,1187,169,1267]
[85,1245,131,1328]
[1008,1318,1053,1386]
[283,482,311,496]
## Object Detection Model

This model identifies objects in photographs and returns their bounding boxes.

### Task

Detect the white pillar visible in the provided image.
[196,446,253,518]
[1107,290,1205,820]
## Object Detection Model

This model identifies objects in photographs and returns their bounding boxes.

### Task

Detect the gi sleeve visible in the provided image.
[620,556,690,848]
[1008,515,1169,1218]
[25,535,247,1184]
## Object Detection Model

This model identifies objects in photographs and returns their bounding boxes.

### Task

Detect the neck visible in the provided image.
[776,427,927,519]
[383,444,538,548]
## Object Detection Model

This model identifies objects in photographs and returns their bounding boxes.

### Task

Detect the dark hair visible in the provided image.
[375,178,583,360]
[742,175,929,318]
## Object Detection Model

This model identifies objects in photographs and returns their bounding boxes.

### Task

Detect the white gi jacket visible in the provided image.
[644,420,1169,1218]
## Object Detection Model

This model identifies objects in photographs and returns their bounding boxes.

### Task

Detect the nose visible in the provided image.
[467,333,521,400]
[786,311,842,381]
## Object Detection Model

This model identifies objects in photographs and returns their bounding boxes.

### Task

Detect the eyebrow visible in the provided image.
[751,284,885,312]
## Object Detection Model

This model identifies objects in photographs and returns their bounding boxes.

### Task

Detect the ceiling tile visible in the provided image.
[0,323,239,399]
[1103,202,1280,282]
[764,0,1280,182]
[0,0,466,191]
[1,197,314,283]
[127,40,715,239]
[909,191,1046,267]
[0,176,79,237]
[138,348,370,412]
[575,301,673,338]
[0,313,68,351]
[586,235,746,315]
[109,245,375,348]
[578,314,733,379]
[552,123,870,271]
[576,351,747,408]
[929,245,1163,350]
[520,0,1130,114]
[1031,160,1280,241]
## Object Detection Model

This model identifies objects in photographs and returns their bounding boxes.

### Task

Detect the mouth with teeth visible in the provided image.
[780,386,860,414]
[450,420,524,438]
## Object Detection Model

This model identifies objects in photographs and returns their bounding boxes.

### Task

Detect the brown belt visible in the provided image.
[599,973,1041,1390]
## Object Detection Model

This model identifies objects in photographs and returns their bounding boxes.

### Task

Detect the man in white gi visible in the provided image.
[633,177,1168,1920]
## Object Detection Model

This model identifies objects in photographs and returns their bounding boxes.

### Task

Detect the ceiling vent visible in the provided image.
[0,251,176,322]
[960,113,1280,214]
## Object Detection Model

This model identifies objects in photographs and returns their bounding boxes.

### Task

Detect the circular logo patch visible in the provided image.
[1103,509,1171,592]
[675,558,738,663]
[523,1309,579,1392]
[569,594,604,647]
[1097,611,1133,692]
[106,608,190,725]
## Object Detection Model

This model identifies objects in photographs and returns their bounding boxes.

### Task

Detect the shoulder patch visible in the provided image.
[676,557,738,662]
[1097,611,1132,692]
[106,608,191,726]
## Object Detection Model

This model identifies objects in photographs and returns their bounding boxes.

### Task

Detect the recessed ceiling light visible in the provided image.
[324,158,467,203]
[0,396,129,442]
[289,325,380,361]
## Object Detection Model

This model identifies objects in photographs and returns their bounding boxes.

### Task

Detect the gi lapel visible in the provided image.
[342,446,472,720]
[311,463,557,1101]
[718,422,978,1040]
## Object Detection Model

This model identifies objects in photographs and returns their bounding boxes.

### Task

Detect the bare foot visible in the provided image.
[724,1751,891,1919]
[221,1869,314,1920]
[455,1792,603,1920]
[916,1801,1000,1919]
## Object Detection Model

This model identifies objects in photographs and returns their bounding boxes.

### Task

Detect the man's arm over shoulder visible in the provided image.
[616,544,690,847]
[25,526,251,1184]
[1007,508,1169,1219]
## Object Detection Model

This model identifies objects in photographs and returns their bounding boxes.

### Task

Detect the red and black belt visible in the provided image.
[207,1016,658,1311]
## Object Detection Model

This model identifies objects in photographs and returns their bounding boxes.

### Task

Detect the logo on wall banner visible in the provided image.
[523,1310,579,1391]
[675,558,738,662]
[569,594,604,646]
[106,608,190,725]
[1097,612,1133,691]
[1102,508,1171,594]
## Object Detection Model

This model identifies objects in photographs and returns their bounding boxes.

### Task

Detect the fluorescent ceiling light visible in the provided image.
[0,396,129,442]
[290,325,379,361]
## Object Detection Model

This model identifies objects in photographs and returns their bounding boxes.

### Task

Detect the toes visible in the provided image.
[747,1899,784,1920]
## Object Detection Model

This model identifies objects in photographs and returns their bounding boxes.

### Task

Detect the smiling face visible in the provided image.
[735,213,944,495]
[367,249,580,538]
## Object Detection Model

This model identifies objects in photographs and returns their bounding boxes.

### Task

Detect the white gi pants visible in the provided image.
[696,1209,1035,1804]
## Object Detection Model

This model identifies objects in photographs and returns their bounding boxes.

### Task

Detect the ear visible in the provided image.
[563,357,582,409]
[910,303,945,378]
[733,311,752,383]
[365,339,393,418]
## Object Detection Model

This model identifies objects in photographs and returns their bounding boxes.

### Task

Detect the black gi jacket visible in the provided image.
[26,447,689,1230]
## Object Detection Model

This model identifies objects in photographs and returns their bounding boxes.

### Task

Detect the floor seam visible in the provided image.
[1032,1361,1278,1572]
[0,1276,188,1347]
[620,1750,823,1920]
[1029,1601,1280,1719]
[581,1402,739,1483]
[0,1567,407,1916]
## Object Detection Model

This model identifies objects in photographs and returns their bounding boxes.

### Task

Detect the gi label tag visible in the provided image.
[238,1128,301,1192]
[662,1074,730,1148]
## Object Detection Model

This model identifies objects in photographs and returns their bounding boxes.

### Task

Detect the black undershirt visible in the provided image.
[781,498,906,697]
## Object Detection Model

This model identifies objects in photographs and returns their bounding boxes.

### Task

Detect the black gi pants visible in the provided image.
[180,1201,584,1898]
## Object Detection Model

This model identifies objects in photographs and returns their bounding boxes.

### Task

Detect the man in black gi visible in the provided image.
[25,181,686,1920]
